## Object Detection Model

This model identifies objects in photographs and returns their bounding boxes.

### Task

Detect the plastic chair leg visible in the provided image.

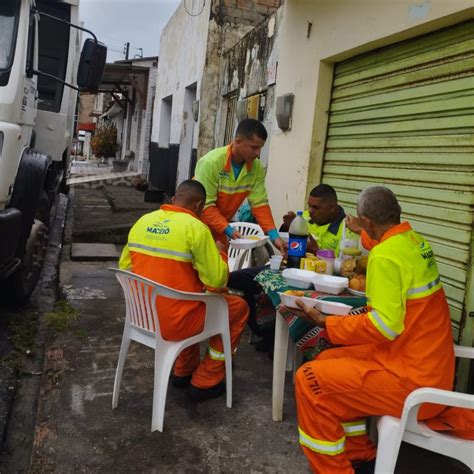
[112,333,131,409]
[151,347,175,432]
[374,416,403,474]
[222,331,233,408]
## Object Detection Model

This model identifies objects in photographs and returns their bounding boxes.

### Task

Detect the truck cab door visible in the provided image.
[20,7,37,131]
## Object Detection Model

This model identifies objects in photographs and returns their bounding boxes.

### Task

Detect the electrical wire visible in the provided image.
[183,0,205,17]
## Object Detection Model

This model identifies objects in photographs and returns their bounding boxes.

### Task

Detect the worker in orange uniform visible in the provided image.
[119,180,249,402]
[290,186,455,473]
[194,118,286,253]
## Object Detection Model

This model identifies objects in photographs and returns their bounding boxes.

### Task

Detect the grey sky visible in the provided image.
[79,0,181,62]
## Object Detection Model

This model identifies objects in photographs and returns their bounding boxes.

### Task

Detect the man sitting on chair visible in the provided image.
[291,186,455,473]
[119,180,249,402]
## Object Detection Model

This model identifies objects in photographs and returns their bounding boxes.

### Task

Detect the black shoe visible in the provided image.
[187,381,225,402]
[171,374,192,388]
[354,459,375,474]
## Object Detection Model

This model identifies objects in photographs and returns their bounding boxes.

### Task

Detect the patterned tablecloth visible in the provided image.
[254,269,367,360]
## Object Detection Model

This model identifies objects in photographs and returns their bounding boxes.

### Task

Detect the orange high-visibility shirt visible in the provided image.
[326,222,455,393]
[194,145,277,239]
[119,205,228,340]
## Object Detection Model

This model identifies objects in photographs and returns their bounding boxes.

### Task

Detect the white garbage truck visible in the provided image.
[0,0,106,302]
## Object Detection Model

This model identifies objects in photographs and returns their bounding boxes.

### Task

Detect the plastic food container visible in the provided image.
[312,274,348,295]
[278,292,318,309]
[282,268,315,289]
[316,249,335,275]
[315,300,353,315]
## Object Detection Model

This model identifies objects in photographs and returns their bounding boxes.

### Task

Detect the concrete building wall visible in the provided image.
[198,0,284,158]
[141,63,158,176]
[77,94,95,125]
[150,0,284,196]
[115,58,158,173]
[151,2,211,146]
[149,1,211,191]
[215,10,282,168]
[266,0,474,222]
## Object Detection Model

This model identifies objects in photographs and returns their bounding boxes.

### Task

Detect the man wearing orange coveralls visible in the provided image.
[291,186,455,473]
[119,180,249,402]
[194,118,286,254]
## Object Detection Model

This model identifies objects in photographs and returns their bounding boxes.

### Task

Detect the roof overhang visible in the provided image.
[98,63,150,109]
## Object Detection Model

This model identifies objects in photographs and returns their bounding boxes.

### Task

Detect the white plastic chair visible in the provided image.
[111,269,233,433]
[374,344,474,473]
[228,222,266,272]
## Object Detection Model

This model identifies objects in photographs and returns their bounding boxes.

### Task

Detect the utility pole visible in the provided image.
[124,42,130,60]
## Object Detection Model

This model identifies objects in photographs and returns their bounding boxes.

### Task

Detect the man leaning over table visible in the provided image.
[194,118,286,254]
[119,180,249,402]
[228,183,361,355]
[291,186,455,474]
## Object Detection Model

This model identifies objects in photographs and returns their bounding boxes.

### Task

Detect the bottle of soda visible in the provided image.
[287,211,308,268]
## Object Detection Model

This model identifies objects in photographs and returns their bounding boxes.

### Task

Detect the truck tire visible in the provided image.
[7,192,50,304]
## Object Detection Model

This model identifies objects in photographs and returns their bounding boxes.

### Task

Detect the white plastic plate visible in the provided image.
[347,288,366,297]
[229,236,269,250]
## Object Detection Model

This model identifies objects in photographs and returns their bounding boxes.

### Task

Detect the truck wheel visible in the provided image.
[9,192,50,304]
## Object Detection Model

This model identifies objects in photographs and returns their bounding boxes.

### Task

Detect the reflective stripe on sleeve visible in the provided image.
[207,345,225,361]
[298,428,345,456]
[407,275,441,298]
[342,420,367,437]
[368,309,400,341]
[128,243,192,261]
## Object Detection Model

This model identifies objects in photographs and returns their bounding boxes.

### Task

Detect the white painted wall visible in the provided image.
[151,2,211,147]
[266,0,474,222]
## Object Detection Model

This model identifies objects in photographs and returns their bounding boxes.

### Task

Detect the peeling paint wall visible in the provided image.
[198,0,284,158]
[215,9,283,168]
[151,0,284,191]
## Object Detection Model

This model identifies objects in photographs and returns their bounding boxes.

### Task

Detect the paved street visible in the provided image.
[1,186,471,473]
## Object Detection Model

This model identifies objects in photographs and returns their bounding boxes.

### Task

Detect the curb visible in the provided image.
[0,194,68,470]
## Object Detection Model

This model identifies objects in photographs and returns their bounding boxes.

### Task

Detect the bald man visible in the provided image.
[119,180,249,402]
[290,186,454,473]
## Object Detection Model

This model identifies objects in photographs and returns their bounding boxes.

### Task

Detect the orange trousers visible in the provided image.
[173,294,248,388]
[295,345,443,473]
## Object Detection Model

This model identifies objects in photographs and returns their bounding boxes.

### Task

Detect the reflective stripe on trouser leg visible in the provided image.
[342,420,367,437]
[190,294,249,389]
[207,344,225,361]
[298,427,346,456]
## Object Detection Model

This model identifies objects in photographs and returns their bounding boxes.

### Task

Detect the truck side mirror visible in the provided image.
[77,39,107,92]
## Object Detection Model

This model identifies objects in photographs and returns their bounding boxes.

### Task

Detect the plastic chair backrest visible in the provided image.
[115,272,158,334]
[114,270,212,341]
[228,222,265,261]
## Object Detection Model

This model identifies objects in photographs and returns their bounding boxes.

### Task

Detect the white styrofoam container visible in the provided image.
[282,268,315,289]
[315,300,353,315]
[278,292,318,309]
[312,274,348,295]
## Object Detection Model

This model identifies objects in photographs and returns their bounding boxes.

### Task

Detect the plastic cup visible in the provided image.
[270,256,283,272]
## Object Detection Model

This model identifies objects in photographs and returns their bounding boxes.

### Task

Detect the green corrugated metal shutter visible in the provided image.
[321,21,474,342]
